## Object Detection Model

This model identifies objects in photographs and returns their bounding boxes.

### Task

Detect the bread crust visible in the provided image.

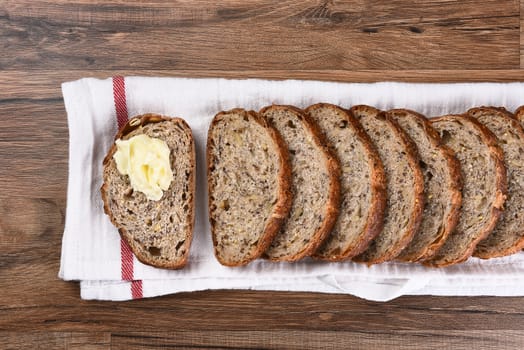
[306,103,386,261]
[207,108,293,266]
[388,109,463,262]
[350,104,381,119]
[382,112,425,263]
[514,105,524,123]
[259,104,341,261]
[101,114,196,269]
[350,106,425,265]
[468,106,524,258]
[425,114,507,267]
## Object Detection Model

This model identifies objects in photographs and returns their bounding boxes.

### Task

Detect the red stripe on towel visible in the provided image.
[120,239,134,281]
[131,280,143,299]
[113,76,129,129]
[112,76,143,299]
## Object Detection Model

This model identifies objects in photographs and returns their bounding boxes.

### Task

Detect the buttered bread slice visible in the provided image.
[101,114,195,269]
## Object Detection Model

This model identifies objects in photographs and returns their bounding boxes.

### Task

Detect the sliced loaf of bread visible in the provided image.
[427,114,507,267]
[207,109,293,266]
[387,109,462,262]
[351,105,425,265]
[260,105,341,261]
[468,107,524,258]
[305,103,386,261]
[101,114,195,269]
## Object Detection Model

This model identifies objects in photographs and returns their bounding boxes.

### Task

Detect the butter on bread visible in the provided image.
[101,114,196,269]
[113,134,173,201]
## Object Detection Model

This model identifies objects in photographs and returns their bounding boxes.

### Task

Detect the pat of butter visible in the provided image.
[113,134,173,201]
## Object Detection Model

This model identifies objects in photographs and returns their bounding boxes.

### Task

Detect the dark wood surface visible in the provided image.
[2,1,524,348]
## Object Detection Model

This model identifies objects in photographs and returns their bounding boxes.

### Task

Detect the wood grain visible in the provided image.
[2,0,524,348]
[111,330,524,350]
[0,0,520,70]
[521,0,524,68]
[1,332,110,350]
[3,330,524,349]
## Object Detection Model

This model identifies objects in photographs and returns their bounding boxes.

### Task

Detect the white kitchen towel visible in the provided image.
[60,77,524,301]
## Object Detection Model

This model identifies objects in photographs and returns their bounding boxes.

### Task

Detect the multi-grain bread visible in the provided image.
[207,109,292,267]
[351,105,424,265]
[514,105,524,126]
[427,114,507,267]
[305,103,386,261]
[101,114,195,269]
[467,107,524,258]
[260,105,341,261]
[387,109,462,262]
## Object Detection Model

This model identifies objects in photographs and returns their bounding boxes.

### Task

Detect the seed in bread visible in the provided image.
[468,107,524,258]
[427,114,507,267]
[351,106,425,265]
[306,103,386,261]
[101,114,195,269]
[387,109,462,262]
[260,105,341,261]
[207,109,293,266]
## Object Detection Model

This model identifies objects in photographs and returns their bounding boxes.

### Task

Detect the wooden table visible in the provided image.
[2,1,524,348]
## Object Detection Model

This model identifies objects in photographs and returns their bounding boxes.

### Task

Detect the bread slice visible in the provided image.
[305,103,386,261]
[468,107,524,258]
[351,105,425,265]
[514,105,524,126]
[513,105,524,255]
[260,105,341,261]
[427,114,507,267]
[207,109,293,266]
[101,114,195,269]
[387,109,462,262]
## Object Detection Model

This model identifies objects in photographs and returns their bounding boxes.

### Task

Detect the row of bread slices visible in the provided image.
[207,104,524,268]
[101,104,524,270]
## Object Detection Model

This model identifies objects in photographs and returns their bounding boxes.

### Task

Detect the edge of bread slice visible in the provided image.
[468,107,524,258]
[101,114,196,269]
[388,109,462,262]
[260,105,341,261]
[351,105,425,265]
[306,103,386,261]
[207,108,293,266]
[426,114,507,267]
[514,105,524,128]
